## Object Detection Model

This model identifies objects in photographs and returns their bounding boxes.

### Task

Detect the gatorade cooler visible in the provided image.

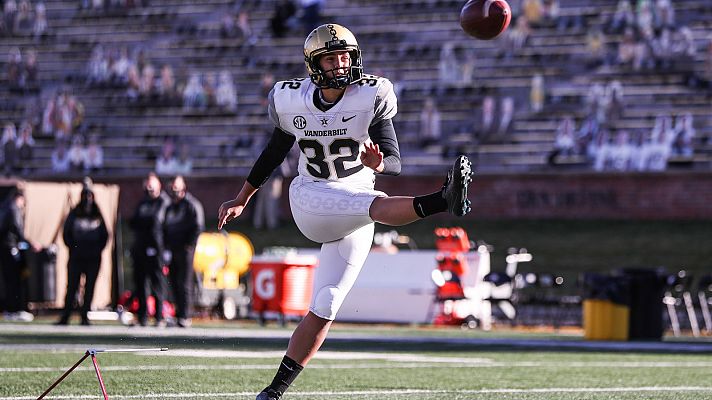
[250,254,318,325]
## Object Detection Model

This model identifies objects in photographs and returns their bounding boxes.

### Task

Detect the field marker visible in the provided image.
[36,348,167,400]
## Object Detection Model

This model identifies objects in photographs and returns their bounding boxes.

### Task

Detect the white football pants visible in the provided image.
[289,175,386,320]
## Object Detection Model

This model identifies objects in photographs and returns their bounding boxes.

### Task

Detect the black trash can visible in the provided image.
[620,268,666,341]
[26,247,57,303]
[581,272,631,340]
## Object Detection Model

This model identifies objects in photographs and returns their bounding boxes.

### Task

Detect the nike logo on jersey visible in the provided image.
[342,115,357,122]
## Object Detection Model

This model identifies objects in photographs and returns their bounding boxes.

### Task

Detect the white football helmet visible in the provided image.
[304,23,363,89]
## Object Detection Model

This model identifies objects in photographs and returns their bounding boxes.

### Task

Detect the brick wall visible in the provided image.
[105,172,712,220]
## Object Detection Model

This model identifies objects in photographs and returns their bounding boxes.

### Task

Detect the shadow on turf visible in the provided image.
[4,332,712,354]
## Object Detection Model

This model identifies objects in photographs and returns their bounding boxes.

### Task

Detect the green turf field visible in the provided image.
[2,326,711,400]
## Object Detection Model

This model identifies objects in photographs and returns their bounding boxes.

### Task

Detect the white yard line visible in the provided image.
[2,386,712,400]
[3,360,712,374]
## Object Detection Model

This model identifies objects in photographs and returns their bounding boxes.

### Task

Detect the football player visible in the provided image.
[217,23,473,400]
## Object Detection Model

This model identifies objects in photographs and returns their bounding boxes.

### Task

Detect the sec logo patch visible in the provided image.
[293,116,307,129]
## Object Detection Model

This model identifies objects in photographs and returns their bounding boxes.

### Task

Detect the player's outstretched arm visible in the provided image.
[217,181,257,230]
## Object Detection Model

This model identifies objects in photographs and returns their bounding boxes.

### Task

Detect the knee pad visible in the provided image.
[310,285,342,320]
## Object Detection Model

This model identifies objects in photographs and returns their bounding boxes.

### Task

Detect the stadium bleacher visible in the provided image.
[0,0,710,176]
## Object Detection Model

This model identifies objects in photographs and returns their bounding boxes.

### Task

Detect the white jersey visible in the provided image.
[268,74,397,189]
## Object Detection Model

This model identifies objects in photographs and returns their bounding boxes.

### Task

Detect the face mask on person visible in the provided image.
[82,192,94,213]
[170,189,183,202]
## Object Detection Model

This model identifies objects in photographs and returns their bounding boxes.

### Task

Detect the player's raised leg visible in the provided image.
[369,155,473,225]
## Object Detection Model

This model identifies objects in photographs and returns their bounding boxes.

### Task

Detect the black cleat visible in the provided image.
[442,155,473,217]
[256,388,281,400]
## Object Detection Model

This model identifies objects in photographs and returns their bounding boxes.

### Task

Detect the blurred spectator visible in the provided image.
[33,1,47,40]
[236,10,257,46]
[522,0,543,27]
[174,143,193,175]
[672,27,696,60]
[577,116,599,157]
[672,112,695,157]
[472,95,497,143]
[16,121,34,174]
[585,29,608,68]
[57,179,108,326]
[6,47,22,89]
[110,46,132,86]
[548,116,576,165]
[653,0,675,30]
[270,0,297,38]
[419,97,441,148]
[3,0,17,36]
[628,130,647,171]
[216,70,237,113]
[606,0,634,34]
[651,113,676,147]
[617,28,648,71]
[636,0,654,38]
[126,64,141,101]
[460,46,476,85]
[204,72,217,108]
[530,73,544,113]
[85,135,103,172]
[640,128,670,171]
[595,130,633,171]
[130,172,169,328]
[87,45,109,87]
[502,16,530,57]
[155,137,177,175]
[2,123,17,174]
[586,82,606,124]
[158,64,178,105]
[603,80,624,124]
[299,0,323,36]
[542,0,563,29]
[497,96,515,138]
[139,64,156,98]
[220,13,240,38]
[438,42,459,85]
[12,0,32,36]
[41,92,56,136]
[260,72,275,108]
[706,37,712,82]
[68,135,86,170]
[160,176,204,328]
[51,140,71,173]
[651,28,674,69]
[0,189,40,322]
[23,49,38,88]
[53,91,85,138]
[183,73,207,111]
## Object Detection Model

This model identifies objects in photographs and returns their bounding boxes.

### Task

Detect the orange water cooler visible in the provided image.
[250,254,318,325]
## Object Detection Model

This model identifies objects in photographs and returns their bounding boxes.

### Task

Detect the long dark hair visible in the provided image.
[73,188,102,218]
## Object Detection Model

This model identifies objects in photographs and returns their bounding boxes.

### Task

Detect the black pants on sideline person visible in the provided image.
[0,248,23,313]
[132,248,166,325]
[168,245,195,325]
[59,257,100,325]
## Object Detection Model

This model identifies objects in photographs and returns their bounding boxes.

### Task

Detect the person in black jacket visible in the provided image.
[57,179,108,326]
[161,175,204,328]
[0,188,40,321]
[130,172,169,327]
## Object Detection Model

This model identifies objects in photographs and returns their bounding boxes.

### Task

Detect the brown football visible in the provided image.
[460,0,512,40]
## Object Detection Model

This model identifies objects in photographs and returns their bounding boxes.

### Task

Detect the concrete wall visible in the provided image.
[99,172,712,220]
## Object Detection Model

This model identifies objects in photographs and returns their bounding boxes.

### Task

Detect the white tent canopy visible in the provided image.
[20,181,120,310]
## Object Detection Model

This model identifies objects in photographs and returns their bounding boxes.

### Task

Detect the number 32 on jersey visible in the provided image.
[298,138,364,179]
